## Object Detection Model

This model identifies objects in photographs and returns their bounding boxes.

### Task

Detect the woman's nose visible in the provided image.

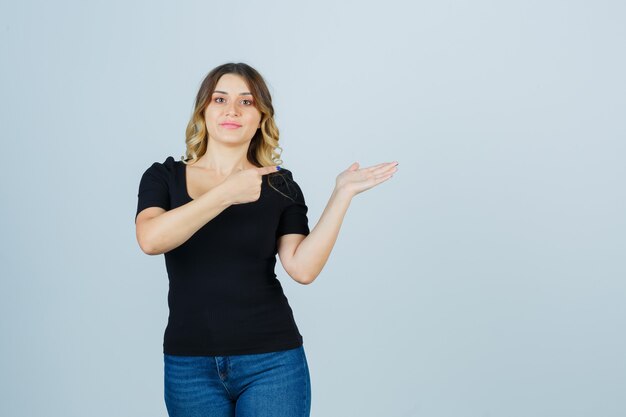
[225,101,240,116]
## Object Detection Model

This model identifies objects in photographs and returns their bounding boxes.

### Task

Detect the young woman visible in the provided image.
[135,62,398,417]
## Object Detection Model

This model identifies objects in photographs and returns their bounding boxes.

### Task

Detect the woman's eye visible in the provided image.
[213,97,253,105]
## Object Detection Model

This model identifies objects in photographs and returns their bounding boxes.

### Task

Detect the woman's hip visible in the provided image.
[163,345,310,417]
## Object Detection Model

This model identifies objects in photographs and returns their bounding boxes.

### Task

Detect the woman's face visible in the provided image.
[204,73,262,147]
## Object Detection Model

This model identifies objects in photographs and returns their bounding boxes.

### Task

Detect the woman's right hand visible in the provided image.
[220,165,280,205]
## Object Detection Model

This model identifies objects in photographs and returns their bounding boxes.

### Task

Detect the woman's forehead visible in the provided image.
[215,74,250,91]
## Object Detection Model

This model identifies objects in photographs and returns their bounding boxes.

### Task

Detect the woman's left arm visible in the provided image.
[278,161,398,285]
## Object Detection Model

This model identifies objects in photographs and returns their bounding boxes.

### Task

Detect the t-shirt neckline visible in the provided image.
[175,160,195,201]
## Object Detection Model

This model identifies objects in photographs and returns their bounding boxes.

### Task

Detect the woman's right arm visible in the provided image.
[135,183,232,255]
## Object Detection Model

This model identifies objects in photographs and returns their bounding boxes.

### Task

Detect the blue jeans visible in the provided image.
[164,345,311,417]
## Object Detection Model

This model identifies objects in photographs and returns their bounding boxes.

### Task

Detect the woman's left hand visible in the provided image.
[335,161,398,198]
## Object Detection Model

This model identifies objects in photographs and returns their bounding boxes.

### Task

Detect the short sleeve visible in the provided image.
[275,170,311,237]
[135,161,171,222]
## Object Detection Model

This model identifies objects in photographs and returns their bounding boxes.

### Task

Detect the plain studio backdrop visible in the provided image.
[1,0,624,416]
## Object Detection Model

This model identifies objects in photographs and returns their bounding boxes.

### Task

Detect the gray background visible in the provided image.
[1,0,625,416]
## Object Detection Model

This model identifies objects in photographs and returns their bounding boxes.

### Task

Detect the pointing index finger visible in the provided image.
[257,165,281,175]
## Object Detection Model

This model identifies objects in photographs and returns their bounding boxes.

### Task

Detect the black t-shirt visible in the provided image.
[135,156,310,356]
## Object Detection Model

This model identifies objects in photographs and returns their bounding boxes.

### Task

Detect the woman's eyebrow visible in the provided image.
[213,90,253,96]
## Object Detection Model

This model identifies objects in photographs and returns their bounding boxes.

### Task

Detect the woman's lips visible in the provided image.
[221,123,241,129]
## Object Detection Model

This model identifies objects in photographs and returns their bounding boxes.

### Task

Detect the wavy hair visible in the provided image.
[181,62,283,168]
[180,63,298,201]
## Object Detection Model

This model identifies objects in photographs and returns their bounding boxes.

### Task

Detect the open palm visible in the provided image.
[335,161,398,198]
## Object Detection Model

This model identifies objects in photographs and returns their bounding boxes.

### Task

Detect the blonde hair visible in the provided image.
[181,62,283,168]
[180,63,300,201]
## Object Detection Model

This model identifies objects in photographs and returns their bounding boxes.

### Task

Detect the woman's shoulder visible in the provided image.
[268,166,297,183]
[267,167,306,201]
[146,155,177,170]
[142,155,178,179]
